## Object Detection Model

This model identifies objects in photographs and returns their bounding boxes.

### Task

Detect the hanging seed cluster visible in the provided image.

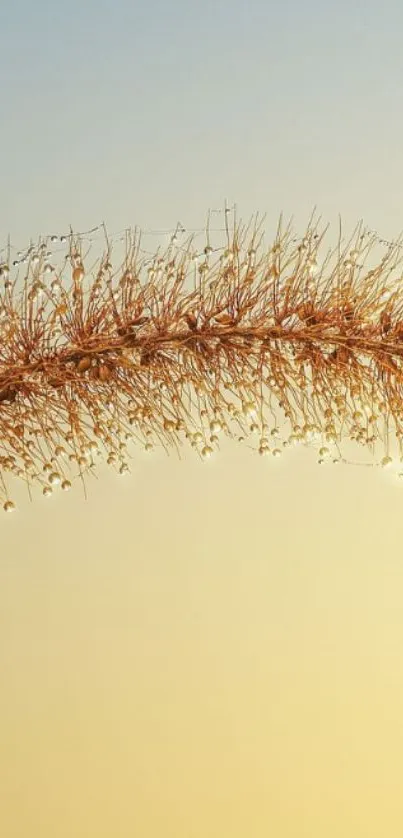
[1,211,403,511]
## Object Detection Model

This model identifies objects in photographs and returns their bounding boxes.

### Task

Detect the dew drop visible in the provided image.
[242,401,256,418]
[49,472,61,485]
[210,420,222,434]
[319,447,330,457]
[201,445,213,459]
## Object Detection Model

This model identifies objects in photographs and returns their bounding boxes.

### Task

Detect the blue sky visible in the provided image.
[2,0,403,246]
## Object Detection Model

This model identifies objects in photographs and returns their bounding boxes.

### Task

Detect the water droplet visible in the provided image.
[201,445,213,459]
[242,401,256,418]
[210,420,222,434]
[48,472,61,485]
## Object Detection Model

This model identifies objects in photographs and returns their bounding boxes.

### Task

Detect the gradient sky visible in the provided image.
[2,1,403,835]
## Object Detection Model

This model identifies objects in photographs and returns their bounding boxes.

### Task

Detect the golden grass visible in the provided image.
[1,209,403,510]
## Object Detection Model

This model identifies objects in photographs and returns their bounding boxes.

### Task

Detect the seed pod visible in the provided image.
[73,264,84,283]
[328,346,351,365]
[0,386,17,403]
[98,364,112,382]
[129,316,148,327]
[140,350,154,366]
[48,376,65,388]
[185,313,198,330]
[380,309,392,334]
[77,356,92,373]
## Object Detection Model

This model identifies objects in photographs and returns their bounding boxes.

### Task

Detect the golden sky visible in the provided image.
[2,442,403,836]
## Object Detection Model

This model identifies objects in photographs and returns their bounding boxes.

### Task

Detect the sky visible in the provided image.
[2,0,403,835]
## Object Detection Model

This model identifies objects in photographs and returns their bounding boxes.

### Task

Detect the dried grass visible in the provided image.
[1,209,403,510]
